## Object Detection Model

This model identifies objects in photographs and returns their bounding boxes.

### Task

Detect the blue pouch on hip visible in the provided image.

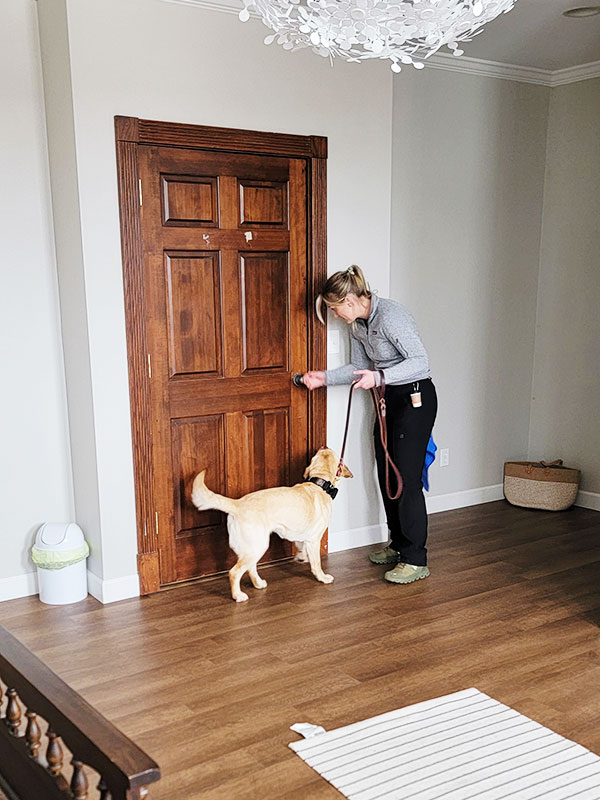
[422,434,437,491]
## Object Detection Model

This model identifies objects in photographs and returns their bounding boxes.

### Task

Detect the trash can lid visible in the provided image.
[35,523,85,550]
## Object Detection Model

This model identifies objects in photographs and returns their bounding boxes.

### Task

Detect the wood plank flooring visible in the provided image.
[1,501,600,798]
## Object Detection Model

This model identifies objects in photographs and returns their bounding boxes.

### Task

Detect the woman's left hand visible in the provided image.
[353,369,376,390]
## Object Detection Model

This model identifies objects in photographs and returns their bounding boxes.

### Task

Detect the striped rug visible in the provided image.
[289,688,600,799]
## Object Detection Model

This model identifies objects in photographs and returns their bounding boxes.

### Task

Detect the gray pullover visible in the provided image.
[325,295,431,387]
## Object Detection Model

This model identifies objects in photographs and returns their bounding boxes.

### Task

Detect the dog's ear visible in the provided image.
[341,462,353,479]
[303,452,317,479]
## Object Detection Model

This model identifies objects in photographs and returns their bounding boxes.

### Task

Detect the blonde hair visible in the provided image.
[315,265,372,324]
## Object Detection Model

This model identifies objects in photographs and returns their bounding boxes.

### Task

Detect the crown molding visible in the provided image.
[548,60,600,86]
[159,0,600,87]
[425,52,555,85]
[161,0,242,12]
[424,53,600,86]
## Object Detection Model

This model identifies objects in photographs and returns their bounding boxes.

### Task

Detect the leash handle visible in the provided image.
[371,371,403,500]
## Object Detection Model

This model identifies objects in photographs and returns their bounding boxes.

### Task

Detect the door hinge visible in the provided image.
[138,178,143,207]
[147,353,152,378]
[155,511,159,536]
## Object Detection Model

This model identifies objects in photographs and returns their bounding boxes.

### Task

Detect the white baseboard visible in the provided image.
[0,572,38,602]
[87,571,140,604]
[0,570,140,605]
[575,490,600,512]
[426,484,505,514]
[328,485,505,553]
[328,523,388,553]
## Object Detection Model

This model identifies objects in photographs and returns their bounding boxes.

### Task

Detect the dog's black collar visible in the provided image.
[305,477,338,499]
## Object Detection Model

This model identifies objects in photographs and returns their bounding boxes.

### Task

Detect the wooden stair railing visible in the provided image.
[0,625,160,800]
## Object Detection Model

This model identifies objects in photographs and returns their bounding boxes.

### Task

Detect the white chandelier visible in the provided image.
[238,0,518,72]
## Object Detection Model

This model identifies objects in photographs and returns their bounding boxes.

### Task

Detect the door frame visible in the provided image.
[114,116,327,594]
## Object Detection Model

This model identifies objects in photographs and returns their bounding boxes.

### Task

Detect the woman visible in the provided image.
[302,265,437,584]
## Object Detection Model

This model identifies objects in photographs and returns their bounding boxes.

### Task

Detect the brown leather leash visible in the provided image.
[370,371,403,500]
[335,374,403,500]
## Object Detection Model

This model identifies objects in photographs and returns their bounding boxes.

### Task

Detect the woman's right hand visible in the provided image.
[302,371,326,390]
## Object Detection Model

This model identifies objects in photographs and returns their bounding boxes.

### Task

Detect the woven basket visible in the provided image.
[503,460,581,511]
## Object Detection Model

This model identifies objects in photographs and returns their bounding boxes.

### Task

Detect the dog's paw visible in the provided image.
[254,578,267,590]
[321,573,334,584]
[233,591,249,602]
[294,543,309,562]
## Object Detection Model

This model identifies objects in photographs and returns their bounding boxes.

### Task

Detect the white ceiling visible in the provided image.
[461,0,600,71]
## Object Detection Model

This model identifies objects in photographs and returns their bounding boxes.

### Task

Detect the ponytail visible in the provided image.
[315,265,372,324]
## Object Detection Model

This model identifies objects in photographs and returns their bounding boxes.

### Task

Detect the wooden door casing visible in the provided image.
[115,118,327,593]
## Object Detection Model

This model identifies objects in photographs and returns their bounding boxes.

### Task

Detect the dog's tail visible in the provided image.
[191,470,238,516]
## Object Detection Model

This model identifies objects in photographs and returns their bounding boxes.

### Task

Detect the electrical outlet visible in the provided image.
[440,448,450,467]
[327,329,340,354]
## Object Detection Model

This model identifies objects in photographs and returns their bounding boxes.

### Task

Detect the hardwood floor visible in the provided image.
[2,500,600,798]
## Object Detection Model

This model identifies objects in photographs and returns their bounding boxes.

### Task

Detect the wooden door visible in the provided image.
[115,118,327,592]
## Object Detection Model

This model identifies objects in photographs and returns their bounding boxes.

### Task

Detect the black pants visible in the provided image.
[373,378,437,567]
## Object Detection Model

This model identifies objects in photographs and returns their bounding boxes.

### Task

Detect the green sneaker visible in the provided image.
[384,563,430,584]
[368,545,399,565]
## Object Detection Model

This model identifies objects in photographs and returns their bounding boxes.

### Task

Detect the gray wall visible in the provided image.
[0,0,73,590]
[391,69,550,497]
[529,78,600,497]
[36,0,104,577]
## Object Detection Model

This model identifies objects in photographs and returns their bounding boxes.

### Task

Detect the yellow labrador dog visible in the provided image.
[191,447,352,602]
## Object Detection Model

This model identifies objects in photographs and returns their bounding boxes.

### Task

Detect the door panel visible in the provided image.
[172,415,225,535]
[162,175,219,227]
[245,407,290,490]
[165,251,223,377]
[240,252,289,372]
[239,179,288,228]
[139,145,309,584]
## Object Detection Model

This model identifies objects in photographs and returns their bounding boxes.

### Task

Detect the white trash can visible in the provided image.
[31,523,90,605]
